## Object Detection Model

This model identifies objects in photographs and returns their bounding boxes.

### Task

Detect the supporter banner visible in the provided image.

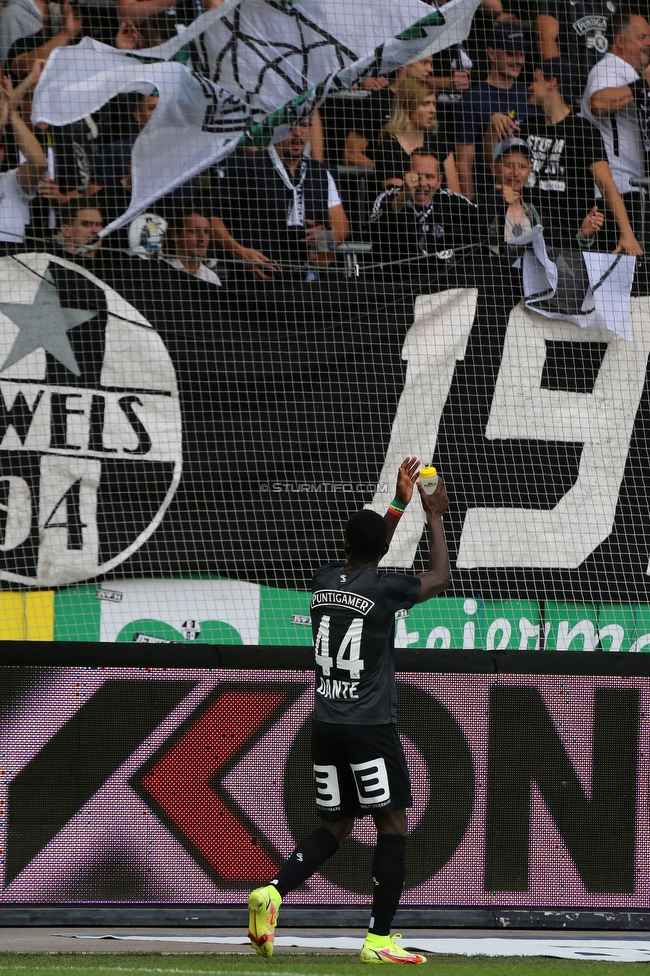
[140,0,481,89]
[0,254,181,586]
[1,667,647,906]
[2,254,650,603]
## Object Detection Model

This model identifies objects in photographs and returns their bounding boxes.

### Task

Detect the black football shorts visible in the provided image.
[310,719,412,819]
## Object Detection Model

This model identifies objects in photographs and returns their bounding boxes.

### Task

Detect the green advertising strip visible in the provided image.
[50,580,650,651]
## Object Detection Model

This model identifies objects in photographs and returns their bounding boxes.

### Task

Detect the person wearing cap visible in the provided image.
[455,24,539,201]
[485,138,604,254]
[485,138,540,251]
[369,150,482,279]
[484,62,640,253]
[581,12,650,258]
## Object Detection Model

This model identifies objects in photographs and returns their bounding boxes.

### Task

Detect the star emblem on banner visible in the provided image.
[0,273,97,376]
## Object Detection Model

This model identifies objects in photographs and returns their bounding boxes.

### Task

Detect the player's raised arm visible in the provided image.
[414,477,450,602]
[384,456,421,545]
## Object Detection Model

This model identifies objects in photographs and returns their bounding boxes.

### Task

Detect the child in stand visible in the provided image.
[484,137,604,255]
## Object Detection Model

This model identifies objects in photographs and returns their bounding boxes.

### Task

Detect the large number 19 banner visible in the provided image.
[0,254,649,606]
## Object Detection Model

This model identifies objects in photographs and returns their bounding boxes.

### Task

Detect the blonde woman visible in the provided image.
[369,78,460,193]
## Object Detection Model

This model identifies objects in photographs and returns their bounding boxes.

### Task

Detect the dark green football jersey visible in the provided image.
[310,561,421,725]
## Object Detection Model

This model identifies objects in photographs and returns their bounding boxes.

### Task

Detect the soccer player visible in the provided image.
[247,457,450,965]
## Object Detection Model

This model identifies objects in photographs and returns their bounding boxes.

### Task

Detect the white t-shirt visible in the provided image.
[164,256,222,286]
[326,171,342,209]
[581,52,645,196]
[0,168,31,243]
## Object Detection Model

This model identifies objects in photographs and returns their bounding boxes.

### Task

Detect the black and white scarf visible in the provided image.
[268,145,309,227]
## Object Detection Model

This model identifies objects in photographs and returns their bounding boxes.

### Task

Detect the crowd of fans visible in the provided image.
[0,0,648,298]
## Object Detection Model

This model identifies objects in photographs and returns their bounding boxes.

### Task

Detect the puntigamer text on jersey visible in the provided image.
[310,590,376,615]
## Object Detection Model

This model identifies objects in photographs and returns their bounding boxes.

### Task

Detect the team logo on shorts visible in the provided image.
[351,758,390,806]
[0,253,181,585]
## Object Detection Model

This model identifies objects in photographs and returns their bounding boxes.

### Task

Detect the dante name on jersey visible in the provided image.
[316,677,359,700]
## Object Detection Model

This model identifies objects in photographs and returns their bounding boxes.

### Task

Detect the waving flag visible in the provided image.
[32,0,481,235]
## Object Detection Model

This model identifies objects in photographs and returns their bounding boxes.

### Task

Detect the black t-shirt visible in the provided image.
[319,89,372,166]
[370,185,482,265]
[310,561,421,725]
[369,132,453,187]
[350,88,394,145]
[518,113,605,248]
[537,0,617,106]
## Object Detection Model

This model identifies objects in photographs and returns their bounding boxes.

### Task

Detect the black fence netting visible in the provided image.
[0,0,650,646]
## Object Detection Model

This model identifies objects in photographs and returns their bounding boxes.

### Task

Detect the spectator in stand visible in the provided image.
[209,116,350,281]
[113,12,190,62]
[369,150,482,273]
[342,58,437,170]
[534,0,614,108]
[484,138,604,255]
[455,24,539,200]
[116,0,222,24]
[581,12,650,254]
[58,200,104,266]
[483,138,541,256]
[429,43,473,141]
[483,61,641,254]
[0,76,46,251]
[92,92,159,187]
[0,0,46,65]
[163,211,221,285]
[369,79,461,194]
[7,0,81,80]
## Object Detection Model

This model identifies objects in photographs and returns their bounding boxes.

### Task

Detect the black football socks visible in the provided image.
[271,826,340,897]
[368,833,406,937]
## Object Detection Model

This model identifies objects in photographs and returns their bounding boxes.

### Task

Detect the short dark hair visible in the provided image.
[410,150,440,165]
[345,510,388,561]
[58,198,103,228]
[608,9,640,47]
[168,210,209,233]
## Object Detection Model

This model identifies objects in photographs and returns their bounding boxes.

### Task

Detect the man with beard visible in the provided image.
[208,116,349,282]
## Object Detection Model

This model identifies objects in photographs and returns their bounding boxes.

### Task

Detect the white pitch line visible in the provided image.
[0,966,344,976]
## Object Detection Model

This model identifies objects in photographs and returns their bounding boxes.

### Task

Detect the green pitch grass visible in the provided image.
[0,955,646,976]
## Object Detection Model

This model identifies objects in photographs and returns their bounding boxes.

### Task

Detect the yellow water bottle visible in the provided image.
[419,465,439,494]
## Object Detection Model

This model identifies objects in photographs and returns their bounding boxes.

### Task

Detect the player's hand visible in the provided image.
[490,112,519,141]
[579,204,604,239]
[418,476,449,517]
[393,456,421,506]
